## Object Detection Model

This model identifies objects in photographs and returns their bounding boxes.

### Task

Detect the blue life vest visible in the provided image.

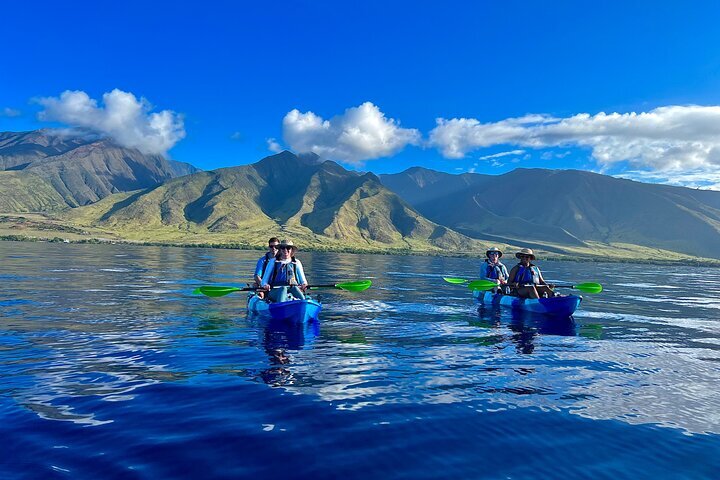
[514,264,540,285]
[259,252,274,278]
[269,258,299,286]
[483,260,508,280]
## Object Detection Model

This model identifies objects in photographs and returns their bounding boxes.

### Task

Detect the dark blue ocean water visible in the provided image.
[1,241,719,479]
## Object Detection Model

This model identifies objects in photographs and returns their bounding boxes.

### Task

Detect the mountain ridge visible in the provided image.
[380,166,720,259]
[2,129,720,261]
[0,130,198,211]
[62,151,493,254]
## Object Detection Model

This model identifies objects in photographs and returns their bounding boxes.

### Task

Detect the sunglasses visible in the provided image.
[278,246,292,251]
[518,255,531,259]
[488,252,500,255]
[268,244,279,249]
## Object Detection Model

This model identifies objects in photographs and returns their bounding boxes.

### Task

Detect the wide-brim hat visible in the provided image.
[515,248,536,260]
[279,239,297,250]
[486,247,503,258]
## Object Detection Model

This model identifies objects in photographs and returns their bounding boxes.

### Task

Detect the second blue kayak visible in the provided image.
[473,290,581,317]
[247,295,322,322]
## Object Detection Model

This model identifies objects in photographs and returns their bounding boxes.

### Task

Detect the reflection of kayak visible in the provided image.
[247,295,322,322]
[473,290,581,317]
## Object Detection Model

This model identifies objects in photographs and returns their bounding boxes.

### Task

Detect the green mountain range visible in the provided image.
[0,130,197,211]
[380,167,720,259]
[2,129,720,262]
[63,151,478,252]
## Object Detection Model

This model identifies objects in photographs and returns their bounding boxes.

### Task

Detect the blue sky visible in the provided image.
[3,1,720,188]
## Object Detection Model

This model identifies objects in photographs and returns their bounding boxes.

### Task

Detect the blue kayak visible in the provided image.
[247,294,322,322]
[473,290,581,317]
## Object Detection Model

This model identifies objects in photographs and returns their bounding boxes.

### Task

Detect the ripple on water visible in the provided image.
[1,244,720,479]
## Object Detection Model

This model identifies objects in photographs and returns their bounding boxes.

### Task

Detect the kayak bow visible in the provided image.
[473,290,581,317]
[247,295,322,323]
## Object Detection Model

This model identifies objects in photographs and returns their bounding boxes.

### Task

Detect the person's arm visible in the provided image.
[481,261,490,281]
[507,265,518,286]
[295,260,308,290]
[499,265,509,284]
[253,256,265,285]
[261,259,275,289]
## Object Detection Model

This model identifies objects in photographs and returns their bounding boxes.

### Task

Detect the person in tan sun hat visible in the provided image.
[260,239,309,303]
[481,247,508,292]
[506,248,555,299]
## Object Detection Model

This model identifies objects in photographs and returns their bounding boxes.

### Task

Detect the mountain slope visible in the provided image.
[0,171,69,212]
[0,130,198,210]
[379,167,489,205]
[381,167,720,259]
[64,152,489,252]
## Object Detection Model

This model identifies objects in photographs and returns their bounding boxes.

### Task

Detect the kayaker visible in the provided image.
[253,237,280,299]
[260,239,309,303]
[254,237,280,283]
[482,246,508,292]
[506,248,555,299]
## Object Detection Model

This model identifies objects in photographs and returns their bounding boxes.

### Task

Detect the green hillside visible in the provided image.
[0,130,197,211]
[381,167,720,259]
[63,152,499,254]
[0,171,69,212]
[3,131,720,263]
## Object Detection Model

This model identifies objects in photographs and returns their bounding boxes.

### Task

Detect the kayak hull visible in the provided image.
[473,290,581,317]
[247,295,322,322]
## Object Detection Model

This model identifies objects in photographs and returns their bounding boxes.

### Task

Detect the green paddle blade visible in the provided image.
[443,277,468,284]
[193,286,243,297]
[335,280,372,292]
[466,279,499,291]
[573,282,603,294]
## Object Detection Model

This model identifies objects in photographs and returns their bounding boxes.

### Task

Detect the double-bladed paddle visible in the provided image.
[464,279,603,293]
[193,280,372,298]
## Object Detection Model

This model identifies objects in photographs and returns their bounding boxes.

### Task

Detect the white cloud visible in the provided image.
[429,106,720,172]
[230,131,243,141]
[540,150,571,160]
[37,89,185,155]
[266,137,283,153]
[429,114,557,159]
[479,149,525,160]
[615,169,720,191]
[1,107,21,117]
[282,102,420,164]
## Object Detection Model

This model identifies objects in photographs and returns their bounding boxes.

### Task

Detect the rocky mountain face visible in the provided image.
[65,151,479,251]
[381,167,720,259]
[0,130,197,210]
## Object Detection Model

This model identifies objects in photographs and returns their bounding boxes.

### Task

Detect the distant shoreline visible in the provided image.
[2,234,718,268]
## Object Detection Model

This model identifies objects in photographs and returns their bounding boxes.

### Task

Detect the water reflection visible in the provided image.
[2,241,719,439]
[473,304,578,353]
[249,313,320,386]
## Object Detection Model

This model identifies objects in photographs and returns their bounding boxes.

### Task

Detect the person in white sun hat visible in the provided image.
[260,239,309,303]
[482,246,508,293]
